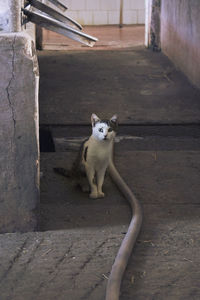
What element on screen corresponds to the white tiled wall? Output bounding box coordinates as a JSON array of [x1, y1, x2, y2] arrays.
[[123, 0, 145, 24], [62, 0, 145, 25]]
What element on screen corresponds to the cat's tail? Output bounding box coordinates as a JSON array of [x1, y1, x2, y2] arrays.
[[106, 160, 143, 300], [53, 167, 71, 178]]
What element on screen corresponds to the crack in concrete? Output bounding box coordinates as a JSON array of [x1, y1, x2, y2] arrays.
[[72, 239, 108, 291], [54, 242, 73, 269], [35, 241, 74, 298], [81, 276, 105, 300], [0, 237, 29, 284], [6, 35, 17, 152], [79, 240, 107, 272], [0, 237, 45, 298], [25, 237, 45, 266]]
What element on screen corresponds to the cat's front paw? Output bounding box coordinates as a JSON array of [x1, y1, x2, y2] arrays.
[[98, 192, 105, 198], [89, 192, 98, 199]]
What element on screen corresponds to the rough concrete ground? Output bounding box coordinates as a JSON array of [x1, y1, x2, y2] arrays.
[[1, 146, 200, 299], [1, 26, 200, 300], [38, 47, 200, 125]]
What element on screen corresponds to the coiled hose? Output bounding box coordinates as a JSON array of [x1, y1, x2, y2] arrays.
[[106, 159, 143, 300]]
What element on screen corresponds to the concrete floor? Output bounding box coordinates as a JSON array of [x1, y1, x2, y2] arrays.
[[1, 26, 200, 300], [39, 48, 200, 125]]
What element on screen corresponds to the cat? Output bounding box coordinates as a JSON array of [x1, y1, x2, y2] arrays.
[[54, 113, 118, 199], [54, 113, 143, 298]]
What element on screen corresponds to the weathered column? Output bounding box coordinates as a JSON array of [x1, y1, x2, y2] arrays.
[[150, 0, 161, 51], [0, 0, 21, 32], [145, 0, 161, 51], [0, 0, 40, 233]]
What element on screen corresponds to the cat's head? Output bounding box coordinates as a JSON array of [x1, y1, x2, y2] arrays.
[[91, 113, 118, 141]]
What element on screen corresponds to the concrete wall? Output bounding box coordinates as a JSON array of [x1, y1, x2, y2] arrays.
[[0, 0, 21, 32], [0, 0, 36, 42], [161, 0, 200, 88], [0, 32, 40, 233], [61, 0, 145, 25], [23, 23, 36, 43]]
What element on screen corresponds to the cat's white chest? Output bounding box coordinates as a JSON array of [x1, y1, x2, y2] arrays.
[[90, 143, 109, 160], [84, 137, 112, 168]]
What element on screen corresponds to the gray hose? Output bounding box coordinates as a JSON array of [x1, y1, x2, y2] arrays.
[[106, 160, 143, 300]]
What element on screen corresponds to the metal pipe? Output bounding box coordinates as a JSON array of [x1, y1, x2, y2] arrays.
[[119, 0, 123, 28], [22, 7, 98, 47], [106, 158, 143, 300], [46, 0, 68, 12], [27, 0, 82, 30]]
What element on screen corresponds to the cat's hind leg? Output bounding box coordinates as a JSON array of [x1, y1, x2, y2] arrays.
[[77, 177, 90, 193]]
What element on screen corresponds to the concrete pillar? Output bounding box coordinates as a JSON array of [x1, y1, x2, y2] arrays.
[[150, 0, 161, 51], [0, 0, 21, 33], [0, 32, 40, 233], [145, 0, 161, 51]]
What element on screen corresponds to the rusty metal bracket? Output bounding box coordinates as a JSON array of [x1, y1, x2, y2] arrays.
[[25, 0, 82, 30], [22, 7, 98, 47], [45, 0, 68, 12]]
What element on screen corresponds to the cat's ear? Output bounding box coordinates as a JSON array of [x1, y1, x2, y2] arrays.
[[110, 114, 118, 124], [91, 113, 100, 127]]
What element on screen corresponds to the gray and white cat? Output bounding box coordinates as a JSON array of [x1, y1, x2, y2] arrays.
[[54, 113, 118, 199]]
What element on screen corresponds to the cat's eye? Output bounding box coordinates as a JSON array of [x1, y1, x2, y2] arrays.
[[108, 128, 113, 132], [99, 128, 103, 133]]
